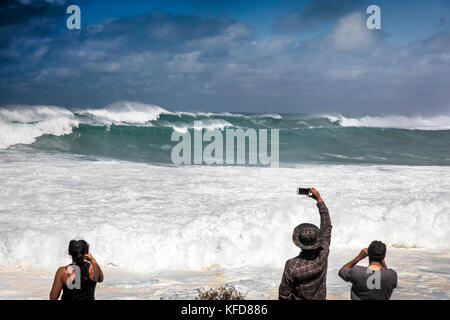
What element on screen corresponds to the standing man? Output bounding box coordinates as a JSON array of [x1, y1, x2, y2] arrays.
[[338, 241, 397, 300], [279, 188, 332, 300]]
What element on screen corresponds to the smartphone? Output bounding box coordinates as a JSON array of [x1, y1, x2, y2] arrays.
[[297, 188, 310, 195]]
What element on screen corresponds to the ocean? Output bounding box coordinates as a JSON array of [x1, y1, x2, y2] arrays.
[[0, 101, 449, 299], [1, 101, 450, 166]]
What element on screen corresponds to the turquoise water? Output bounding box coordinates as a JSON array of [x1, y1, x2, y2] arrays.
[[1, 102, 449, 166], [26, 112, 450, 166]]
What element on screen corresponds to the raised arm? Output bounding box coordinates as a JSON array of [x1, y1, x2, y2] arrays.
[[308, 188, 332, 248], [338, 248, 368, 278], [291, 188, 332, 282], [85, 252, 104, 283]]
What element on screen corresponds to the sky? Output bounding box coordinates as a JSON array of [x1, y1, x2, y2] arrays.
[[0, 0, 449, 115]]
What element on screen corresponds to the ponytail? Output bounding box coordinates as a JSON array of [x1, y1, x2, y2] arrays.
[[73, 252, 90, 282], [68, 239, 91, 282]]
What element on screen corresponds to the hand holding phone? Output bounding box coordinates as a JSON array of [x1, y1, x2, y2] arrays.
[[297, 187, 323, 202]]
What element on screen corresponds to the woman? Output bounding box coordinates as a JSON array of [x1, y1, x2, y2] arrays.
[[50, 239, 104, 300]]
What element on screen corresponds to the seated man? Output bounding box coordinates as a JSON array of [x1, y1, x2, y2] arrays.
[[338, 240, 397, 300], [279, 188, 332, 300]]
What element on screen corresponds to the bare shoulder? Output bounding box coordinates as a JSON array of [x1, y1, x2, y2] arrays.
[[54, 266, 68, 283], [56, 266, 67, 274], [57, 266, 70, 278]]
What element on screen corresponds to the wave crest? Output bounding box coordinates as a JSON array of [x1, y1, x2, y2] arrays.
[[165, 119, 234, 133], [77, 101, 170, 125], [326, 114, 450, 130], [0, 105, 78, 149]]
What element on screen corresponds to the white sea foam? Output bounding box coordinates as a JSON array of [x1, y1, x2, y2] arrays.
[[174, 111, 282, 120], [77, 101, 170, 125], [0, 105, 78, 149], [257, 113, 282, 119], [166, 119, 234, 133], [326, 114, 450, 130], [0, 153, 448, 274]]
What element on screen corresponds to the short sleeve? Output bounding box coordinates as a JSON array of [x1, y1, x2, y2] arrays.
[[390, 269, 398, 288], [339, 267, 353, 282]]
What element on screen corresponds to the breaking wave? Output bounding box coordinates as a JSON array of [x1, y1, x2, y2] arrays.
[[325, 114, 450, 130], [1, 102, 449, 166], [0, 105, 78, 149]]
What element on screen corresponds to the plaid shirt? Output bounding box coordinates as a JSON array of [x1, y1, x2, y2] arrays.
[[279, 202, 332, 300]]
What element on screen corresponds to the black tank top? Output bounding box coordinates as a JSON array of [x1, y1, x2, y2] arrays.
[[61, 263, 97, 301]]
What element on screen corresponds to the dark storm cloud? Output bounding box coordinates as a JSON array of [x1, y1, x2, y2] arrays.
[[0, 0, 72, 62], [83, 9, 248, 53], [273, 0, 367, 33], [0, 7, 253, 108], [0, 0, 67, 28], [0, 4, 449, 115]]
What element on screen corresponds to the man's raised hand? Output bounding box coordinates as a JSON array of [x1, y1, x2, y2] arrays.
[[359, 248, 368, 259], [308, 188, 323, 203]]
